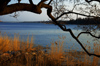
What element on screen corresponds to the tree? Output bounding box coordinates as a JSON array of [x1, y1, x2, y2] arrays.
[[0, 0, 100, 57]]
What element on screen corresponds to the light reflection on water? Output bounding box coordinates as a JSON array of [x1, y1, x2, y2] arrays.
[[0, 22, 100, 52]]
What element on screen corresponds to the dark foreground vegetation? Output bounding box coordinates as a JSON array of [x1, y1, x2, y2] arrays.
[[0, 34, 100, 66]]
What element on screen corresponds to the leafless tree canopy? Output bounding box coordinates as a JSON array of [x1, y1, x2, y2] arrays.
[[1, 0, 100, 57]]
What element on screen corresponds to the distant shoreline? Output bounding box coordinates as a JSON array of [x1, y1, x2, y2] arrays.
[[1, 21, 100, 25], [1, 17, 100, 25]]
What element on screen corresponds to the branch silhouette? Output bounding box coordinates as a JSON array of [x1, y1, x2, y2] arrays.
[[77, 32, 100, 39], [47, 5, 100, 58], [1, 0, 100, 58], [55, 11, 99, 20], [29, 0, 34, 5]]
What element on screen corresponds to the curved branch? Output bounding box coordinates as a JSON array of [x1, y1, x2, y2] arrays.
[[0, 0, 100, 58], [0, 3, 42, 15], [47, 5, 100, 57], [38, 0, 47, 7], [55, 11, 98, 20], [0, 1, 50, 15], [77, 32, 100, 38]]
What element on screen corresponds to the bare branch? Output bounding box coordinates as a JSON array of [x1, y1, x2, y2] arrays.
[[38, 0, 48, 8], [29, 0, 34, 5], [18, 0, 21, 3], [77, 32, 100, 38], [48, 0, 53, 5], [0, 3, 42, 15], [1, 0, 100, 58], [55, 11, 98, 20], [0, 0, 51, 15], [47, 5, 100, 57]]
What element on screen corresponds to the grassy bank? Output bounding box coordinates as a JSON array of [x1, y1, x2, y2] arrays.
[[0, 34, 100, 66]]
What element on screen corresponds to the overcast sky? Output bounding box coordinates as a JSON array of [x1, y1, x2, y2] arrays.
[[0, 0, 50, 22]]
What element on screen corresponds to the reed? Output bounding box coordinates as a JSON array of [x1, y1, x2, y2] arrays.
[[0, 34, 34, 52], [0, 34, 100, 66]]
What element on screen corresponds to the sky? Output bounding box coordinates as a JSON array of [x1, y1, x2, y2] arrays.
[[0, 0, 99, 22], [0, 0, 50, 22]]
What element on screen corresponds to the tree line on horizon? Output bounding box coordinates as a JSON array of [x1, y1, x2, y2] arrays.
[[46, 17, 100, 25], [62, 17, 100, 25]]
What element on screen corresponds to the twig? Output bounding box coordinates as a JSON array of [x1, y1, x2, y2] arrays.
[[77, 32, 100, 38], [29, 0, 34, 5], [47, 5, 100, 58], [55, 11, 99, 20], [48, 0, 53, 5]]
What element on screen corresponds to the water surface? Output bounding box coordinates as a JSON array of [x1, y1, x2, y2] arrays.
[[0, 22, 99, 52]]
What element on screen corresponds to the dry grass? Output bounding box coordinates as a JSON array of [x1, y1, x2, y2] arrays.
[[0, 34, 100, 66], [0, 34, 34, 52]]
